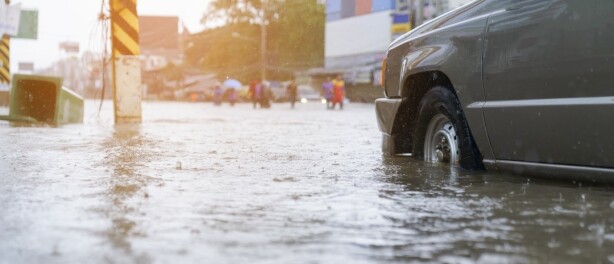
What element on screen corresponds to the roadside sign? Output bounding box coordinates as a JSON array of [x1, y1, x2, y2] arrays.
[[391, 13, 411, 34], [59, 41, 79, 53], [18, 62, 33, 72], [15, 10, 37, 40], [0, 3, 21, 36]]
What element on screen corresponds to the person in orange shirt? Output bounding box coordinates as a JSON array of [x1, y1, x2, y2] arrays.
[[331, 74, 345, 110]]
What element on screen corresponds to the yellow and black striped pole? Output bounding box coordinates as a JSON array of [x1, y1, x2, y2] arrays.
[[1, 0, 11, 85], [110, 0, 142, 123], [0, 35, 10, 85], [110, 0, 140, 57]]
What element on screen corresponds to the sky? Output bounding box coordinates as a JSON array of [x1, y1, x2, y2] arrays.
[[10, 0, 211, 71]]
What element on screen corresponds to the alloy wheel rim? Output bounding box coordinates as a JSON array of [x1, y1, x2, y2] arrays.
[[424, 114, 459, 165]]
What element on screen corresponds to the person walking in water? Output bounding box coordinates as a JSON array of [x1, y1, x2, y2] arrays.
[[322, 77, 333, 109], [259, 81, 271, 109], [332, 75, 345, 110], [227, 88, 237, 106], [213, 85, 223, 106], [249, 79, 262, 109], [286, 79, 298, 109]]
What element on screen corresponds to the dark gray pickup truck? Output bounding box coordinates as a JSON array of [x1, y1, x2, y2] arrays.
[[376, 0, 614, 181]]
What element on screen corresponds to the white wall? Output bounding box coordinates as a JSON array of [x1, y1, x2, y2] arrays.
[[448, 0, 473, 9], [325, 11, 392, 58]]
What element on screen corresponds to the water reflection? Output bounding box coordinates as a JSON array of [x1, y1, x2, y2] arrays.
[[100, 124, 158, 262], [377, 155, 614, 263], [1, 102, 613, 263]]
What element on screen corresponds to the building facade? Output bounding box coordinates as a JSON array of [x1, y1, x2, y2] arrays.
[[319, 0, 471, 101]]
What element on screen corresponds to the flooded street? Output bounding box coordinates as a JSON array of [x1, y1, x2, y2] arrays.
[[1, 101, 613, 263]]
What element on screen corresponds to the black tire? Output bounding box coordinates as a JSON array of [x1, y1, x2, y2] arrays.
[[412, 86, 484, 170]]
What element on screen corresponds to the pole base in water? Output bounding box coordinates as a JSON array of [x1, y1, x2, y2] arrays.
[[113, 56, 142, 124], [115, 116, 142, 124]]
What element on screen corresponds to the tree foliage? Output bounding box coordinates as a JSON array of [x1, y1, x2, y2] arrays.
[[185, 0, 324, 82]]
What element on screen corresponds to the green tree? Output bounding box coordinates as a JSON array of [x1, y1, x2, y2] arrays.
[[185, 0, 324, 82]]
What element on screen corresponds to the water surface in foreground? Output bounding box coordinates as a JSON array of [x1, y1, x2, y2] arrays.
[[1, 101, 613, 263]]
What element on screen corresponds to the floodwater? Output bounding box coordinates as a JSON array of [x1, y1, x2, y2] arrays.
[[1, 101, 613, 263]]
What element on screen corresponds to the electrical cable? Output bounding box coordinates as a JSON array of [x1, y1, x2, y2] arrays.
[[97, 0, 110, 114], [83, 0, 110, 119]]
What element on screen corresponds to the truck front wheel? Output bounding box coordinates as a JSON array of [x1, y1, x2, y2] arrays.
[[412, 86, 483, 170]]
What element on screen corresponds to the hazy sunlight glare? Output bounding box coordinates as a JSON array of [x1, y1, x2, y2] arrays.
[[11, 0, 211, 71]]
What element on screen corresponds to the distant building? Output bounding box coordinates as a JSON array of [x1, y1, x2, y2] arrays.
[[139, 16, 191, 99], [139, 16, 182, 71], [313, 0, 471, 101]]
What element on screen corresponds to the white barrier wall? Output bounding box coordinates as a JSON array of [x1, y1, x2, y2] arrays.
[[448, 0, 472, 9], [325, 11, 392, 58]]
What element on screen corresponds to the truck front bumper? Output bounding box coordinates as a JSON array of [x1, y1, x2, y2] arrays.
[[375, 98, 403, 155]]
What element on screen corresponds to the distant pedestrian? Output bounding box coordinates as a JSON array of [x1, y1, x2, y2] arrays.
[[332, 75, 345, 110], [227, 88, 237, 106], [250, 79, 262, 109], [189, 93, 199, 102], [213, 85, 223, 106], [322, 77, 333, 109], [287, 79, 298, 108], [260, 82, 272, 109]]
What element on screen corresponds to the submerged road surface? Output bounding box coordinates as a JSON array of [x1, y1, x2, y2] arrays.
[[1, 101, 613, 263]]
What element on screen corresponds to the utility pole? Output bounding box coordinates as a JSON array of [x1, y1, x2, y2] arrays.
[[416, 0, 424, 27], [0, 0, 11, 86], [260, 4, 267, 82], [109, 0, 142, 124], [407, 0, 416, 30]]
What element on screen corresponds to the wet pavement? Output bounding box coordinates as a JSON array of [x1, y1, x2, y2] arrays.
[[1, 101, 613, 263]]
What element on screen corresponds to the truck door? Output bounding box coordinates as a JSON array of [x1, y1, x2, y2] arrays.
[[482, 0, 614, 168]]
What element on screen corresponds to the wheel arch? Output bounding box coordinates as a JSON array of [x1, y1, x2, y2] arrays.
[[390, 70, 459, 154]]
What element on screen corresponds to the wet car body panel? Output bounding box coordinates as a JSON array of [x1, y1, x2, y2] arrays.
[[482, 0, 614, 168], [401, 15, 493, 160], [377, 0, 614, 179], [381, 0, 507, 159]]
